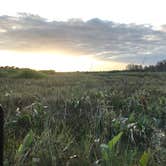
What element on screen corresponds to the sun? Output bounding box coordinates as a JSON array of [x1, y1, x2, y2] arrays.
[[0, 50, 126, 71], [51, 55, 95, 72], [0, 51, 94, 71]]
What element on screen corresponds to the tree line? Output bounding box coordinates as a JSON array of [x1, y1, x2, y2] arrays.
[[126, 59, 166, 72]]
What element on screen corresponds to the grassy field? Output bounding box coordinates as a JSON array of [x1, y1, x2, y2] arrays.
[[1, 71, 166, 165]]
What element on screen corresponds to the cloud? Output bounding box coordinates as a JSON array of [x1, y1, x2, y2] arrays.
[[0, 13, 166, 64], [161, 25, 166, 32]]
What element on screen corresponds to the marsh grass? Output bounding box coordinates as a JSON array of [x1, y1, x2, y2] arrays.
[[2, 71, 166, 165]]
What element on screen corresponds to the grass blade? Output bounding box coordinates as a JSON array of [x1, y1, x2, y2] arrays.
[[108, 132, 123, 150], [139, 150, 151, 166]]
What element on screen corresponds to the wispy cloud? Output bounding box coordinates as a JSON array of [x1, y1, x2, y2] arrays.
[[0, 13, 166, 64]]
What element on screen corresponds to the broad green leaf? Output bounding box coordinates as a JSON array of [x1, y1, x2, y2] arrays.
[[17, 130, 34, 156], [18, 144, 23, 153], [139, 150, 151, 166], [108, 132, 123, 150]]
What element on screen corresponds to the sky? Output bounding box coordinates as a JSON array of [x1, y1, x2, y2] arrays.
[[0, 0, 166, 71]]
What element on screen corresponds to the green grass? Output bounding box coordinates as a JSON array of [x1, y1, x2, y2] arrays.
[[13, 69, 47, 79], [1, 71, 166, 165], [0, 67, 47, 78]]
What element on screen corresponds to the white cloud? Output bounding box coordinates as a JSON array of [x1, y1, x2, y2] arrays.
[[0, 0, 166, 26]]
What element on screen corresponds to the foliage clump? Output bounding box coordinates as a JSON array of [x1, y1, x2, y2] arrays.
[[2, 71, 166, 165]]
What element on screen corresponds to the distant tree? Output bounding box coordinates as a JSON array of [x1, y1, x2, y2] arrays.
[[127, 59, 166, 72], [126, 64, 143, 71], [156, 60, 166, 71], [144, 65, 156, 72]]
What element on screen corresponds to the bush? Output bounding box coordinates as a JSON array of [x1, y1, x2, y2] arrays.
[[13, 69, 47, 79]]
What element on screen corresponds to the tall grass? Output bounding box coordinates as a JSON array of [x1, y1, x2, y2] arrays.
[[2, 71, 166, 165]]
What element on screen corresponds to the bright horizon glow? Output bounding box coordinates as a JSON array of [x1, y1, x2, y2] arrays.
[[0, 51, 126, 71]]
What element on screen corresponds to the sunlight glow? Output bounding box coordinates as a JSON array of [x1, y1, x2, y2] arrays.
[[0, 51, 126, 71]]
